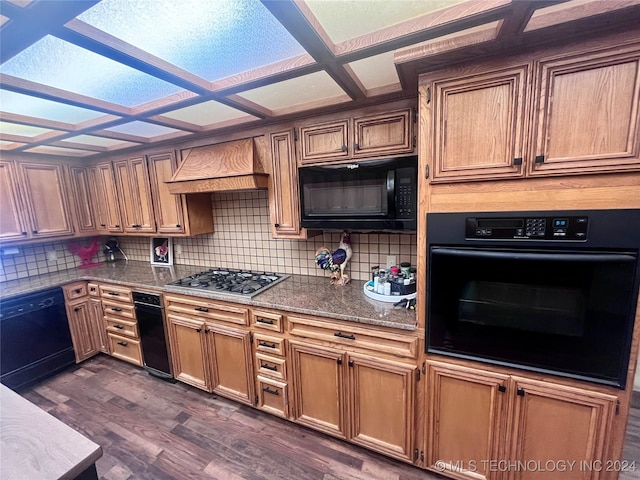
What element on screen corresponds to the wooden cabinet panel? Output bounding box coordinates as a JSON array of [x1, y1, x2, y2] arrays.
[[252, 310, 284, 333], [256, 376, 289, 418], [255, 352, 287, 381], [92, 162, 122, 233], [206, 323, 254, 405], [353, 109, 412, 158], [530, 49, 640, 175], [290, 341, 348, 439], [108, 333, 143, 366], [269, 130, 304, 237], [349, 353, 415, 462], [167, 315, 209, 391], [114, 157, 155, 233], [17, 162, 74, 238], [99, 284, 133, 303], [506, 377, 617, 480], [0, 161, 28, 242], [89, 297, 109, 354], [299, 120, 350, 164], [68, 166, 97, 233], [165, 295, 249, 326], [147, 152, 185, 234], [430, 66, 528, 182], [66, 300, 100, 363], [426, 361, 509, 480]]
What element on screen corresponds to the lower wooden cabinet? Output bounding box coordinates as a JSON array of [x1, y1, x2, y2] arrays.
[[290, 341, 417, 461], [167, 314, 254, 405], [108, 333, 143, 366], [425, 360, 618, 480], [89, 297, 110, 354], [66, 299, 100, 363]]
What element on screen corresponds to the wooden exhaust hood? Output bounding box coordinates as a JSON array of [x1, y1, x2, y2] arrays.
[[166, 138, 269, 194]]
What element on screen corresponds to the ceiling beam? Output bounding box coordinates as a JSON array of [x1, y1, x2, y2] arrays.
[[0, 111, 76, 131], [0, 0, 99, 63], [260, 0, 366, 101]]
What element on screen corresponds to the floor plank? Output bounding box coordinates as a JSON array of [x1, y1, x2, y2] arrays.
[[16, 355, 640, 480]]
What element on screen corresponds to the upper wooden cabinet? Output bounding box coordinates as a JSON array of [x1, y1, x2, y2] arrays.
[[298, 106, 415, 165], [113, 156, 155, 233], [0, 160, 29, 242], [68, 166, 98, 234], [90, 162, 123, 233], [13, 161, 74, 239], [421, 37, 640, 183]]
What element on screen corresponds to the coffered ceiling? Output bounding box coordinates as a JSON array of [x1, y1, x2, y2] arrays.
[[0, 0, 638, 159]]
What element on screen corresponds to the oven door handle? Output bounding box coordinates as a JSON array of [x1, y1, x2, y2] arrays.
[[431, 248, 636, 263]]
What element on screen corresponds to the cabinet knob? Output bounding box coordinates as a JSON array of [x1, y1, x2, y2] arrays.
[[32, 230, 38, 234], [196, 328, 202, 333], [341, 145, 347, 152], [348, 360, 354, 367], [100, 224, 106, 227], [21, 232, 27, 236], [176, 224, 181, 228], [274, 223, 280, 228], [517, 388, 526, 396], [74, 307, 80, 312], [115, 225, 120, 228], [513, 157, 523, 166], [354, 143, 360, 150], [534, 155, 545, 164]]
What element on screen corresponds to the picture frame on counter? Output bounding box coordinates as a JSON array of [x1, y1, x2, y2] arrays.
[[150, 237, 173, 266]]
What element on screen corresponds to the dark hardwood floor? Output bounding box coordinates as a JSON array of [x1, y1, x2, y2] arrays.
[[17, 355, 640, 480]]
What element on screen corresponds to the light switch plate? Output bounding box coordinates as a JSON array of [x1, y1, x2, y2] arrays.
[[386, 255, 396, 269], [46, 250, 57, 261]]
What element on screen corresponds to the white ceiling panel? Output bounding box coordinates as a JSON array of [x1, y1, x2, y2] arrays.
[[161, 100, 258, 127]]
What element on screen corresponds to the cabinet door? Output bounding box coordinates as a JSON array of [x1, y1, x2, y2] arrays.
[[348, 353, 416, 462], [299, 120, 350, 164], [426, 361, 509, 480], [269, 129, 303, 237], [89, 297, 109, 354], [167, 315, 209, 391], [290, 341, 348, 439], [114, 157, 155, 233], [353, 109, 413, 158], [530, 48, 640, 175], [206, 323, 254, 405], [147, 152, 185, 234], [67, 300, 100, 363], [430, 65, 529, 182], [0, 161, 28, 241], [93, 162, 122, 232], [506, 377, 617, 480], [17, 162, 74, 238], [69, 166, 98, 233]]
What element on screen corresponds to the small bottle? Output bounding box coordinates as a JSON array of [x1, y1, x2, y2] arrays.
[[373, 276, 380, 292], [383, 281, 391, 296], [400, 262, 411, 277]]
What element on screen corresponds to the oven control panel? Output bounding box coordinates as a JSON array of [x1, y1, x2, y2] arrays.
[[466, 216, 589, 240]]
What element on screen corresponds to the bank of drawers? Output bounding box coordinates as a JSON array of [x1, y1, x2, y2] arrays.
[[252, 310, 289, 418], [100, 284, 142, 366]]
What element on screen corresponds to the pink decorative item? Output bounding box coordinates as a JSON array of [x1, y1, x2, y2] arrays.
[[67, 237, 103, 269]]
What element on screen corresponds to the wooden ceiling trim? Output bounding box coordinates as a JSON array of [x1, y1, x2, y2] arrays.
[[89, 130, 152, 144], [130, 91, 201, 117], [0, 112, 76, 131], [0, 133, 34, 143], [50, 140, 109, 153], [144, 116, 203, 133], [292, 0, 338, 55], [332, 0, 512, 60], [146, 130, 192, 145], [56, 19, 212, 95], [524, 0, 640, 32], [222, 95, 274, 119], [268, 93, 352, 118], [260, 0, 366, 101], [75, 114, 124, 131], [0, 74, 133, 117], [0, 0, 99, 63], [199, 116, 263, 133]]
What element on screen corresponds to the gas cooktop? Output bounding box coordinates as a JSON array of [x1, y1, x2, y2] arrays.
[[167, 269, 288, 297]]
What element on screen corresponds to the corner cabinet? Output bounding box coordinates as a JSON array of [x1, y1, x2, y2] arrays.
[[421, 36, 640, 183], [298, 105, 415, 165]]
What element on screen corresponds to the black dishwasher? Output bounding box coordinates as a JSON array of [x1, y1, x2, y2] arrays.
[[133, 291, 174, 380], [0, 288, 75, 390]]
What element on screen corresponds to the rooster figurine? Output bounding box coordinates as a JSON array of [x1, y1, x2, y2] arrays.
[[67, 237, 102, 269], [314, 232, 353, 286]]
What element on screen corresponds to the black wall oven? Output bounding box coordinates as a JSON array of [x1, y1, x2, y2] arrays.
[[426, 209, 640, 389]]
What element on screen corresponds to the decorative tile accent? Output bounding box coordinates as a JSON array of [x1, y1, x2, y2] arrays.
[[117, 191, 417, 282]]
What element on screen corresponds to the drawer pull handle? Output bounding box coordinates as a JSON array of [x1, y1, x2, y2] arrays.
[[263, 387, 279, 396], [195, 307, 209, 313], [74, 289, 82, 294], [334, 332, 355, 340], [259, 341, 276, 349], [73, 307, 80, 312], [117, 341, 128, 347], [108, 292, 120, 296], [114, 325, 124, 329], [111, 307, 123, 312], [262, 363, 278, 371], [257, 318, 275, 325]]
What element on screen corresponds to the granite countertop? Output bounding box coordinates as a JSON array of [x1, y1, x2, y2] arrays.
[[0, 261, 417, 331]]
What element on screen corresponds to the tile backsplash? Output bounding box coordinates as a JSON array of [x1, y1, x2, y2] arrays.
[[118, 191, 417, 282]]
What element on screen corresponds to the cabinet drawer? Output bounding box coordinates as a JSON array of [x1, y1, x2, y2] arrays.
[[253, 333, 285, 356], [63, 282, 87, 301], [256, 376, 288, 418], [251, 310, 283, 333], [165, 295, 248, 326], [108, 333, 142, 366], [105, 318, 139, 338], [255, 352, 286, 381], [99, 284, 133, 303], [102, 299, 135, 320], [288, 315, 418, 359], [88, 283, 100, 297]]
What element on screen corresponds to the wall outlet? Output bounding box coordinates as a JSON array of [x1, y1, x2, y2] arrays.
[[46, 250, 58, 262], [386, 255, 396, 269], [175, 244, 183, 255]]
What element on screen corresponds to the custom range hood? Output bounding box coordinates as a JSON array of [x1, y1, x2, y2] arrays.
[[166, 138, 269, 194]]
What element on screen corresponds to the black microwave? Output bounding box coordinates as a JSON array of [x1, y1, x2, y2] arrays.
[[299, 156, 417, 231]]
